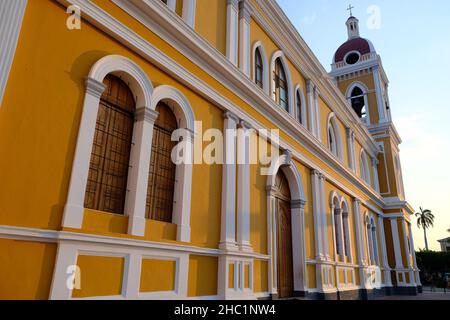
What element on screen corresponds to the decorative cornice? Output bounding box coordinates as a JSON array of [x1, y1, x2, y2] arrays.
[[135, 107, 159, 123], [85, 77, 106, 98]]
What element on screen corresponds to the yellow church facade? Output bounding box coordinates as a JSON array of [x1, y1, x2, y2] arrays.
[[0, 0, 420, 300]]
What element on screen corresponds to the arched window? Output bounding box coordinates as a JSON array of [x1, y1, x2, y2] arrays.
[[328, 124, 337, 156], [369, 218, 379, 265], [255, 47, 264, 89], [350, 86, 368, 122], [296, 89, 303, 125], [341, 202, 351, 260], [332, 196, 344, 257], [273, 58, 289, 112], [360, 150, 371, 185], [146, 102, 178, 223], [84, 74, 136, 215]]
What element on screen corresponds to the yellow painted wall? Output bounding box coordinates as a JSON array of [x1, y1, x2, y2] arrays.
[[253, 260, 268, 293], [72, 256, 124, 298], [195, 0, 227, 55], [307, 264, 316, 289], [188, 255, 218, 297], [140, 259, 176, 292], [0, 239, 56, 300]]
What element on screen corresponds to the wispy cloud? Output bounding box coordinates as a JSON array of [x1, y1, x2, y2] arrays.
[[301, 13, 317, 25]]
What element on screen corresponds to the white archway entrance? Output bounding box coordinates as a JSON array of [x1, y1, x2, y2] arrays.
[[266, 151, 307, 297]]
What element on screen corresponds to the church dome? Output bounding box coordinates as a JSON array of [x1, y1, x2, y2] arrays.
[[333, 37, 375, 64]]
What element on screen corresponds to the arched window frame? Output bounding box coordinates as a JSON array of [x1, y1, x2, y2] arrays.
[[327, 113, 344, 161], [359, 149, 372, 186], [252, 41, 269, 95], [370, 217, 379, 265], [62, 55, 195, 243], [270, 51, 294, 116], [346, 82, 371, 125], [294, 85, 307, 127], [330, 192, 353, 264]]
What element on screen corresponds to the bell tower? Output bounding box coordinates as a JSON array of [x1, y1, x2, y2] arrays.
[[329, 12, 404, 201]]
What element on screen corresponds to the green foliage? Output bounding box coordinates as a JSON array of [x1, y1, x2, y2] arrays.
[[415, 207, 434, 229], [416, 251, 450, 288]]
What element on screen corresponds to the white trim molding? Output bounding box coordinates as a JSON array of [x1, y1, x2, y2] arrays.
[[0, 0, 28, 107], [251, 41, 269, 95]]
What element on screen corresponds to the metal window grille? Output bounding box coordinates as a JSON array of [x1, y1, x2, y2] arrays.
[[84, 75, 135, 215], [146, 102, 177, 223]]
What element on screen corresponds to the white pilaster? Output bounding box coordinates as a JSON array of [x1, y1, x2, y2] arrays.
[[123, 253, 142, 299], [306, 80, 316, 135], [291, 200, 308, 293], [238, 0, 251, 77], [408, 223, 421, 286], [237, 120, 252, 252], [166, 0, 177, 11], [220, 111, 239, 251], [373, 66, 387, 123], [226, 0, 239, 66], [126, 107, 159, 236], [0, 0, 28, 107], [313, 87, 322, 141], [318, 173, 329, 259], [401, 218, 415, 285], [377, 215, 392, 286], [62, 78, 106, 229], [182, 0, 197, 28], [311, 170, 324, 261], [352, 198, 366, 265]]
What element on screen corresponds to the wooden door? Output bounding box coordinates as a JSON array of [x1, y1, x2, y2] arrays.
[[275, 172, 294, 298]]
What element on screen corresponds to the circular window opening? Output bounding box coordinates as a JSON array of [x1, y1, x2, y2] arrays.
[[346, 53, 360, 65]]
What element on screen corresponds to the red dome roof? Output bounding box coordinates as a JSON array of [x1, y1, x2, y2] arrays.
[[334, 38, 372, 63]]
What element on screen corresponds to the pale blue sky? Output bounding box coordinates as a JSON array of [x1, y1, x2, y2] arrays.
[[276, 0, 450, 250]]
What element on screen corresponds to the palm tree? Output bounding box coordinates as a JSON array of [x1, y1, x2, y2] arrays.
[[415, 207, 434, 251]]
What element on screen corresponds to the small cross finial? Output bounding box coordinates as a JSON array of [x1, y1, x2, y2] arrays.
[[347, 4, 354, 17]]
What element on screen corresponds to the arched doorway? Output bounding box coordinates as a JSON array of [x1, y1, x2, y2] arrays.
[[274, 171, 294, 298]]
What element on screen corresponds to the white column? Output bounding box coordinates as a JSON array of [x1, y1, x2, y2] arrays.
[[346, 128, 356, 172], [352, 198, 366, 265], [373, 66, 387, 123], [0, 0, 28, 106], [126, 107, 159, 236], [267, 191, 277, 295], [401, 218, 415, 285], [62, 78, 106, 229], [123, 253, 142, 299], [372, 158, 380, 192], [238, 0, 251, 77], [377, 215, 392, 286], [237, 120, 252, 252], [226, 0, 239, 66], [318, 173, 329, 259], [311, 170, 324, 261], [220, 111, 239, 251], [173, 130, 194, 242], [182, 0, 197, 28], [291, 200, 307, 293], [390, 218, 404, 269], [311, 170, 325, 291], [306, 80, 316, 135], [49, 242, 78, 300]]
